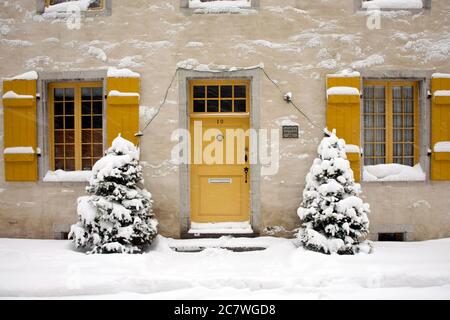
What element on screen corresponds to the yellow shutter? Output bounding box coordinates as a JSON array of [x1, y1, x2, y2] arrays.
[[2, 78, 38, 181], [326, 75, 361, 182], [431, 75, 450, 180], [106, 76, 140, 146]]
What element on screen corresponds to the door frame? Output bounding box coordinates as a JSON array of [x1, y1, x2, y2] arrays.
[[177, 68, 262, 237]]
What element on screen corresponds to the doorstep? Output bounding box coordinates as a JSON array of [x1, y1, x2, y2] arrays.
[[167, 236, 274, 253]]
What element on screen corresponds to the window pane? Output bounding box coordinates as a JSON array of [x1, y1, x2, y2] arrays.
[[93, 116, 102, 128], [82, 130, 91, 143], [65, 130, 75, 143], [375, 115, 385, 128], [65, 102, 74, 115], [375, 100, 385, 113], [363, 100, 373, 113], [65, 145, 75, 158], [207, 86, 219, 98], [54, 103, 64, 115], [375, 129, 385, 142], [55, 145, 64, 157], [64, 88, 74, 101], [54, 159, 64, 170], [82, 116, 91, 129], [82, 144, 92, 157], [375, 144, 385, 157], [393, 129, 402, 142], [405, 129, 414, 142], [54, 88, 64, 101], [65, 159, 75, 171], [393, 99, 402, 113], [405, 115, 414, 127], [364, 144, 374, 156], [365, 130, 374, 142], [374, 86, 385, 99], [364, 115, 374, 128], [193, 100, 205, 112], [404, 144, 413, 156], [193, 86, 205, 98], [93, 130, 102, 143], [403, 86, 413, 99], [392, 86, 402, 99], [65, 116, 74, 129], [54, 117, 63, 129], [404, 100, 413, 113], [82, 102, 91, 114], [55, 131, 64, 143], [93, 144, 103, 157], [393, 115, 402, 128], [234, 100, 246, 112], [93, 101, 102, 115], [234, 85, 246, 98], [393, 143, 402, 156], [207, 100, 219, 112], [92, 87, 103, 100], [405, 158, 414, 166], [82, 159, 92, 171], [221, 100, 232, 112], [221, 86, 232, 98], [364, 87, 374, 99], [81, 88, 91, 100]]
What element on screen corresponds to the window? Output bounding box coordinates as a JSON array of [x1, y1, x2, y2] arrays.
[[378, 232, 405, 241], [190, 80, 250, 113], [45, 0, 104, 10], [49, 82, 104, 171], [363, 81, 419, 166]]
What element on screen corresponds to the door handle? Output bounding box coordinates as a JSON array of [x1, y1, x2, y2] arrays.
[[244, 167, 249, 183]]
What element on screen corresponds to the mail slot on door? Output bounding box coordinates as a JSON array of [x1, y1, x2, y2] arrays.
[[208, 178, 232, 184]]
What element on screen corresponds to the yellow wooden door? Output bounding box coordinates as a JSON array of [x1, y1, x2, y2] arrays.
[[190, 116, 250, 223], [189, 80, 251, 223]]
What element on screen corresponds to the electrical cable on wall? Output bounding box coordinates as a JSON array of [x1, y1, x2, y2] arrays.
[[139, 67, 323, 135]]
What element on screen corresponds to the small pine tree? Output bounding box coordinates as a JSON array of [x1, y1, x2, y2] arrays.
[[69, 134, 158, 254], [297, 129, 370, 255]]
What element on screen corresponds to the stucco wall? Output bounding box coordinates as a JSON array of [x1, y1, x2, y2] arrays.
[[0, 0, 449, 240]]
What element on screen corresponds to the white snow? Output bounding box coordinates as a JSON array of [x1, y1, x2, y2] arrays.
[[432, 73, 450, 79], [351, 54, 385, 69], [363, 163, 426, 182], [43, 170, 92, 182], [44, 0, 95, 13], [176, 58, 263, 72], [107, 67, 140, 78], [345, 144, 360, 154], [189, 0, 251, 9], [189, 0, 253, 14], [0, 237, 450, 299], [327, 69, 361, 78], [108, 90, 140, 98], [3, 147, 34, 154], [327, 86, 360, 97], [434, 142, 450, 153], [362, 0, 423, 9], [2, 91, 34, 99], [433, 90, 450, 97], [189, 222, 253, 234]]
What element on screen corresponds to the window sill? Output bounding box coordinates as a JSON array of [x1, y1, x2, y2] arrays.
[[180, 0, 259, 14], [43, 170, 91, 183]]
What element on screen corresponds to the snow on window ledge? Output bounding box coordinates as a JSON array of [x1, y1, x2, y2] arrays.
[[327, 86, 360, 97], [434, 142, 450, 153], [363, 163, 426, 182], [433, 90, 450, 97], [358, 0, 430, 11], [37, 0, 111, 17], [2, 91, 34, 99], [345, 144, 361, 154], [43, 170, 92, 183], [181, 0, 259, 14]]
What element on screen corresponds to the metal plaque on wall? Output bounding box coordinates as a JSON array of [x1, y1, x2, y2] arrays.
[[282, 125, 299, 139]]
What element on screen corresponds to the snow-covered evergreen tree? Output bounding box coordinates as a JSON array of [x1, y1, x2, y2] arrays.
[[297, 129, 370, 255], [69, 134, 158, 254]]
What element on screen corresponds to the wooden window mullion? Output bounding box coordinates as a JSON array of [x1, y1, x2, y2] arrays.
[[74, 86, 82, 171], [386, 83, 393, 164]]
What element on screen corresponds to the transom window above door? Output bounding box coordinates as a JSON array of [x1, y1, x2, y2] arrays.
[[190, 80, 250, 113], [49, 82, 104, 172], [363, 81, 419, 167]]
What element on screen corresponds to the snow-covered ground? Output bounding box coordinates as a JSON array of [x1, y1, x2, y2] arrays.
[[0, 236, 449, 300]]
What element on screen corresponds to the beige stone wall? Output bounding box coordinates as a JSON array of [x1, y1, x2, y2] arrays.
[[0, 0, 449, 240]]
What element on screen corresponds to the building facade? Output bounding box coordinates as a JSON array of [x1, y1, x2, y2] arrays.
[[0, 0, 449, 241]]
